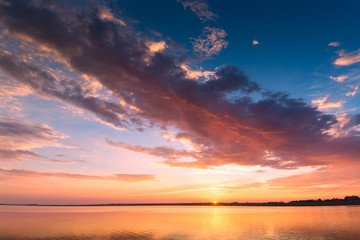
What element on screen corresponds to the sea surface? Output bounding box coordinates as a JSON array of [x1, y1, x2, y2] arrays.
[[1, 205, 360, 240]]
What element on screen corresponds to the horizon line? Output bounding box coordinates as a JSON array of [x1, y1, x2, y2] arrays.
[[1, 196, 359, 207]]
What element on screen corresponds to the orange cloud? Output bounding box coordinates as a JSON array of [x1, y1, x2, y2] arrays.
[[146, 41, 166, 53], [311, 95, 344, 109], [329, 75, 348, 82], [98, 6, 126, 26], [334, 49, 360, 66]]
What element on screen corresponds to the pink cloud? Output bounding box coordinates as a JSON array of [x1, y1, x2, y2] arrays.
[[346, 86, 358, 97], [0, 116, 66, 161], [267, 163, 360, 192], [0, 168, 156, 182], [334, 49, 360, 66], [328, 42, 341, 47], [329, 75, 348, 82], [98, 6, 126, 26]]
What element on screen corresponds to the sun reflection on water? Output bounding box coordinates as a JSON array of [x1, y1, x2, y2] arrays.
[[1, 205, 360, 240]]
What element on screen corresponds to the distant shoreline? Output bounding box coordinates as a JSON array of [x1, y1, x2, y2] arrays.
[[1, 196, 360, 207]]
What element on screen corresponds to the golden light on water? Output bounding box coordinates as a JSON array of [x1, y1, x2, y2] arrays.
[[2, 205, 360, 239]]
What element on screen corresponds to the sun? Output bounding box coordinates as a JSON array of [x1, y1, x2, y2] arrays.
[[213, 201, 217, 204]]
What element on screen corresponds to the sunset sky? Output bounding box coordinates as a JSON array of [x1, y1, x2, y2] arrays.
[[1, 0, 360, 204]]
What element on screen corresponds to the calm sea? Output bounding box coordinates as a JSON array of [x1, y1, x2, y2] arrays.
[[1, 205, 360, 240]]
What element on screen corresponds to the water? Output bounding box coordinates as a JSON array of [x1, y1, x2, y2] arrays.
[[1, 205, 360, 240]]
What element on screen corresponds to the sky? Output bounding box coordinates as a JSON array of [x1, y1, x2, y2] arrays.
[[0, 0, 360, 204]]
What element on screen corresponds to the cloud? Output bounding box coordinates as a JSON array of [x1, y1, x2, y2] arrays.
[[329, 75, 348, 82], [0, 168, 156, 182], [0, 52, 132, 130], [267, 163, 360, 192], [311, 95, 344, 109], [0, 149, 40, 161], [146, 41, 167, 53], [192, 27, 228, 56], [346, 85, 358, 97], [252, 40, 259, 45], [1, 0, 360, 170], [106, 138, 196, 160], [98, 6, 126, 26], [47, 159, 87, 164], [180, 64, 214, 81], [178, 0, 217, 22], [0, 116, 66, 161], [328, 42, 341, 47], [334, 49, 360, 66], [177, 0, 226, 56], [0, 75, 34, 113]]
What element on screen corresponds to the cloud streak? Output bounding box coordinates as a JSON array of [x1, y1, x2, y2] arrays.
[[0, 116, 66, 161], [0, 149, 40, 161], [0, 168, 156, 182]]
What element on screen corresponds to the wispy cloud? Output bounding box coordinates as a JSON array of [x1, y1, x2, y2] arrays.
[[267, 163, 360, 192], [0, 149, 40, 161], [0, 116, 66, 161], [252, 40, 259, 45], [98, 6, 126, 26], [106, 138, 196, 161], [334, 49, 360, 66], [328, 42, 341, 47], [0, 168, 156, 182], [192, 27, 228, 56], [311, 95, 344, 109], [329, 75, 348, 82], [47, 159, 87, 164], [346, 85, 358, 97], [178, 0, 217, 22], [0, 77, 33, 113]]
